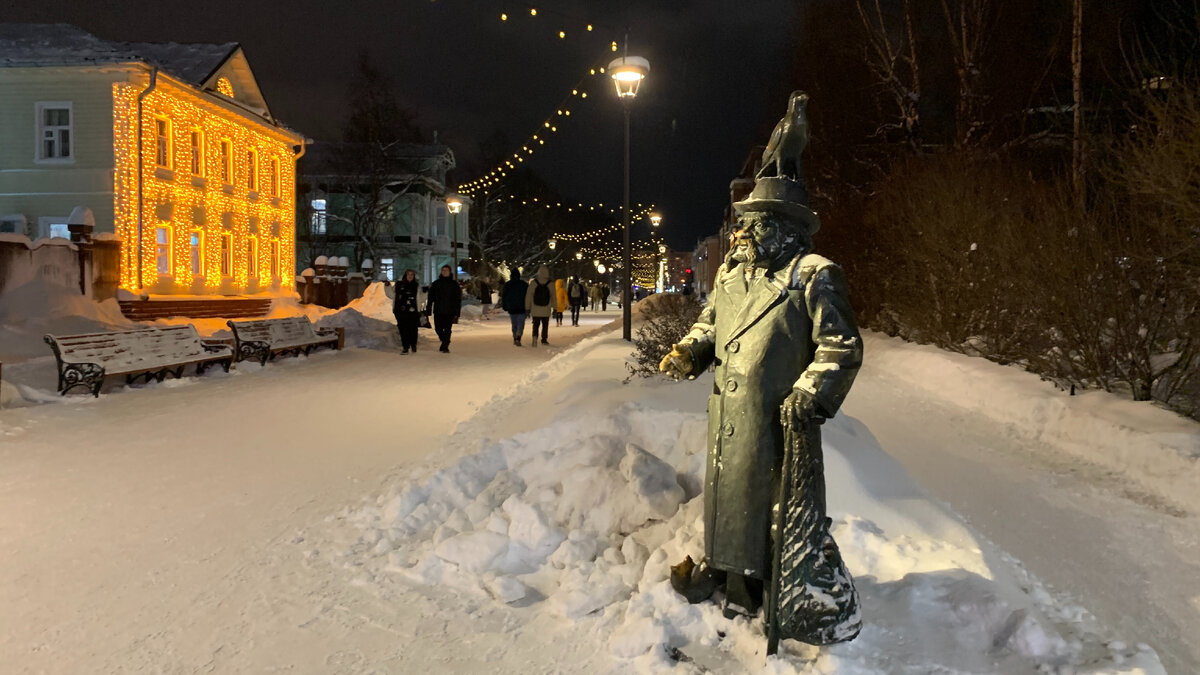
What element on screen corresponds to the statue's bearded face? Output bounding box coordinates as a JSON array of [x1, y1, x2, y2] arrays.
[[729, 212, 794, 267]]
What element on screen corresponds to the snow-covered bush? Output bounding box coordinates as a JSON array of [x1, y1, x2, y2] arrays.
[[624, 293, 702, 381]]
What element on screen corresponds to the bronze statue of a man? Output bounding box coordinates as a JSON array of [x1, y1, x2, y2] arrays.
[[660, 92, 864, 651]]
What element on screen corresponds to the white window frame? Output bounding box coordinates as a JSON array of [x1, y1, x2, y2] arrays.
[[155, 116, 172, 169], [310, 198, 327, 235], [190, 128, 205, 176], [156, 225, 173, 277], [220, 232, 232, 277], [190, 230, 204, 276], [219, 138, 233, 184], [435, 205, 447, 238], [380, 258, 394, 281], [247, 147, 258, 191], [35, 101, 73, 164]]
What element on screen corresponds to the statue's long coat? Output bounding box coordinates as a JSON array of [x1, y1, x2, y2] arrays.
[[679, 253, 862, 578]]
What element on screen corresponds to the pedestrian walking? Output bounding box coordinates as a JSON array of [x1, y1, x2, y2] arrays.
[[477, 277, 493, 320], [589, 282, 602, 312], [601, 282, 610, 311], [426, 264, 462, 353], [567, 276, 586, 326], [526, 265, 554, 346], [393, 268, 421, 354], [554, 278, 568, 326], [500, 271, 529, 346]]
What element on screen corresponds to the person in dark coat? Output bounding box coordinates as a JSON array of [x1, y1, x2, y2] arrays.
[[601, 282, 610, 311], [567, 276, 586, 326], [392, 268, 421, 354], [425, 265, 462, 353], [500, 271, 529, 346], [477, 277, 493, 320]]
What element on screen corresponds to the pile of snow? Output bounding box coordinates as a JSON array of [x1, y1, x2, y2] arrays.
[[0, 277, 131, 360], [865, 334, 1200, 516], [328, 334, 1164, 674]]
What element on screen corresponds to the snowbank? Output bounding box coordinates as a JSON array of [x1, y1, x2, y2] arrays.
[[0, 277, 132, 360], [329, 334, 1164, 674], [863, 334, 1200, 515]]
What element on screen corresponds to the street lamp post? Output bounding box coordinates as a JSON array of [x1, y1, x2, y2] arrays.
[[610, 55, 650, 341], [446, 195, 463, 279]]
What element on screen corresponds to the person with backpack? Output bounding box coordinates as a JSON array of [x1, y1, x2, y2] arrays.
[[425, 264, 462, 353], [525, 265, 554, 346], [567, 276, 586, 326], [392, 268, 421, 354], [500, 271, 529, 346]]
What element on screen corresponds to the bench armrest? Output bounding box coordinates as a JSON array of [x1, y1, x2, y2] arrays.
[[315, 326, 344, 350]]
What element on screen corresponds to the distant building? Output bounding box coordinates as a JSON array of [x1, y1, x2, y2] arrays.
[[691, 233, 722, 295], [0, 23, 306, 297], [297, 142, 468, 285]]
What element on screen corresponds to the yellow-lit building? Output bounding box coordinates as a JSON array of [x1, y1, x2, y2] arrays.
[[0, 24, 305, 297]]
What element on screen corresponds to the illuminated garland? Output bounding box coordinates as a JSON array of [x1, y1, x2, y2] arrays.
[[456, 69, 606, 196], [456, 6, 631, 196], [113, 76, 301, 292]]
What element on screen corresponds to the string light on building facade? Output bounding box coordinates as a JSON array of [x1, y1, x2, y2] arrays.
[[112, 78, 299, 293]]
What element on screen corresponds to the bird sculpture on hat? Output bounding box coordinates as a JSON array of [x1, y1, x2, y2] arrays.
[[757, 90, 810, 181]]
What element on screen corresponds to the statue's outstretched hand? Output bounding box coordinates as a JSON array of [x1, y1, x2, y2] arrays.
[[659, 343, 694, 380]]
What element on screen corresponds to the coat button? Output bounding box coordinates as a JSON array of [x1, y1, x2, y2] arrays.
[[728, 339, 740, 353], [726, 379, 738, 392], [721, 422, 735, 437]]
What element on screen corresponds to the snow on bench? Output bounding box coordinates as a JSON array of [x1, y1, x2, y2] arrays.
[[226, 316, 343, 365], [44, 325, 235, 397]]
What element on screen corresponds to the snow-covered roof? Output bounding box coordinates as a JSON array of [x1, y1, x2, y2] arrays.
[[0, 24, 235, 87]]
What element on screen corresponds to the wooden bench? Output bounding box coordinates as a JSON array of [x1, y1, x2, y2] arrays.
[[44, 325, 235, 397], [226, 316, 343, 365]]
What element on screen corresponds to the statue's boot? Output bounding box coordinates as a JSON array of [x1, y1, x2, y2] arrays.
[[670, 556, 725, 604], [722, 572, 763, 619]]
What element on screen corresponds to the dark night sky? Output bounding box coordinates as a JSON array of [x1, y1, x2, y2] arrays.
[[7, 0, 800, 249]]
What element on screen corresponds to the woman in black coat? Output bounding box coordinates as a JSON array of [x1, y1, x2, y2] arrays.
[[393, 269, 421, 354]]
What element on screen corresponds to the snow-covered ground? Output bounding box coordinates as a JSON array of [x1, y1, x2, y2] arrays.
[[0, 289, 1195, 673]]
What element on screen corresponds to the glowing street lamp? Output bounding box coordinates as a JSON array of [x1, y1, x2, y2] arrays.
[[548, 238, 557, 250], [609, 54, 651, 341], [650, 213, 662, 227], [446, 195, 463, 278]]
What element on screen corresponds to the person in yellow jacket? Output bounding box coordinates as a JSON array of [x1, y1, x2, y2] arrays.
[[553, 278, 569, 326]]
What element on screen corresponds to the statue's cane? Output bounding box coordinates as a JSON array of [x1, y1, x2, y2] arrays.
[[766, 399, 800, 656]]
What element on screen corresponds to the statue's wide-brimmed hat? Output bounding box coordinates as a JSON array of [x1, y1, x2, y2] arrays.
[[733, 176, 820, 235]]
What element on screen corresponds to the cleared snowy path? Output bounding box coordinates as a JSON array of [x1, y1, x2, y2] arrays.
[[0, 309, 617, 673], [842, 336, 1200, 673]]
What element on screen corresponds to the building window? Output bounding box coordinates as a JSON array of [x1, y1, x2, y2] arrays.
[[435, 206, 447, 238], [155, 117, 172, 168], [220, 139, 232, 184], [190, 129, 204, 175], [270, 239, 280, 278], [247, 147, 258, 191], [220, 233, 232, 277], [37, 217, 70, 239], [35, 102, 72, 161], [191, 231, 204, 276], [156, 226, 172, 276], [380, 258, 394, 281], [247, 236, 258, 278], [268, 157, 279, 197], [310, 199, 327, 235]]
